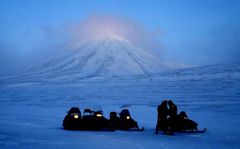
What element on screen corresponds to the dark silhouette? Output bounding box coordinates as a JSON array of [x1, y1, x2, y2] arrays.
[[62, 107, 109, 130], [167, 100, 178, 133], [168, 100, 178, 119], [155, 100, 168, 134], [62, 107, 82, 130], [176, 111, 198, 131], [108, 112, 120, 130], [156, 100, 203, 135], [108, 109, 143, 131], [119, 109, 140, 130], [63, 107, 144, 131]]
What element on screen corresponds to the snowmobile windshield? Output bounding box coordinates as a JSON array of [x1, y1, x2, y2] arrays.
[[68, 107, 81, 114], [120, 109, 130, 116], [92, 105, 103, 114], [83, 109, 92, 116]]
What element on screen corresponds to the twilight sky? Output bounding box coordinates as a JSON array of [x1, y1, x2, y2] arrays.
[[0, 0, 240, 74]]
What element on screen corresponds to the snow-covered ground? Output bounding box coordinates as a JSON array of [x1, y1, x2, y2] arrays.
[[0, 63, 240, 149]]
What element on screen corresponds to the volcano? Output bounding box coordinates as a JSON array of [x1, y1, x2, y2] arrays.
[[31, 35, 165, 77]]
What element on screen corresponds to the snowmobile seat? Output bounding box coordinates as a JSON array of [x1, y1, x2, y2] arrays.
[[107, 112, 121, 131], [178, 111, 188, 119], [176, 111, 198, 131], [110, 112, 118, 121], [182, 119, 198, 130]]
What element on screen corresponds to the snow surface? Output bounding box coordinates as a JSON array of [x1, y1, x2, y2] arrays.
[[0, 63, 240, 149]]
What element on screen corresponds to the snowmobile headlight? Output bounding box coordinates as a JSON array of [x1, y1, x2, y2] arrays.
[[96, 113, 103, 117], [74, 115, 79, 119], [126, 116, 131, 120]]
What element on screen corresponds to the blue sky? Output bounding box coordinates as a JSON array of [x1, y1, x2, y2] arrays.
[[0, 0, 240, 74]]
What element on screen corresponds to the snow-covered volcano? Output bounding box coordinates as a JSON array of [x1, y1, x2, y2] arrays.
[[32, 35, 165, 77]]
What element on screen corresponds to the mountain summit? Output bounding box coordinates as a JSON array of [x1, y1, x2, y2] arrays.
[[32, 35, 165, 76]]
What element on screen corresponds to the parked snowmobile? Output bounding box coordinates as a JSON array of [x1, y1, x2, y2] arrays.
[[82, 108, 110, 130], [108, 112, 121, 130], [156, 101, 207, 135], [174, 111, 207, 133], [63, 107, 110, 131], [62, 107, 82, 130], [109, 109, 144, 131]]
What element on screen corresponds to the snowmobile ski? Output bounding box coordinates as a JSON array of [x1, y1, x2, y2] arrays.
[[180, 128, 207, 133], [124, 126, 145, 131], [138, 127, 145, 131]]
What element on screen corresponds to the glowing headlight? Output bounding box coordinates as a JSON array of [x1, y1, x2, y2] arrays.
[[74, 115, 79, 119], [126, 116, 131, 120], [96, 114, 103, 117]]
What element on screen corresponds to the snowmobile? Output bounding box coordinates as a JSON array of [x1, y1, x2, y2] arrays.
[[174, 111, 207, 133], [62, 107, 82, 130], [109, 109, 144, 131], [63, 107, 110, 131], [155, 104, 207, 135], [82, 108, 110, 130]]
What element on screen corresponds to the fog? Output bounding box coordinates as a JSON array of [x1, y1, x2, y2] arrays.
[[1, 0, 240, 75], [0, 15, 163, 75], [68, 15, 162, 52]]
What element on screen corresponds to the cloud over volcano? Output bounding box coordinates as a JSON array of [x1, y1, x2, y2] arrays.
[[29, 15, 165, 77], [63, 15, 162, 55]]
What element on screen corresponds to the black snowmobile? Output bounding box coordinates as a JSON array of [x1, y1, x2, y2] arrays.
[[62, 107, 110, 131], [82, 108, 110, 130], [62, 107, 82, 130], [109, 109, 144, 131], [155, 102, 207, 135], [156, 112, 207, 135], [174, 111, 207, 133]]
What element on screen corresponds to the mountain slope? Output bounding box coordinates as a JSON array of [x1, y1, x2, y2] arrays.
[[31, 35, 165, 77]]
